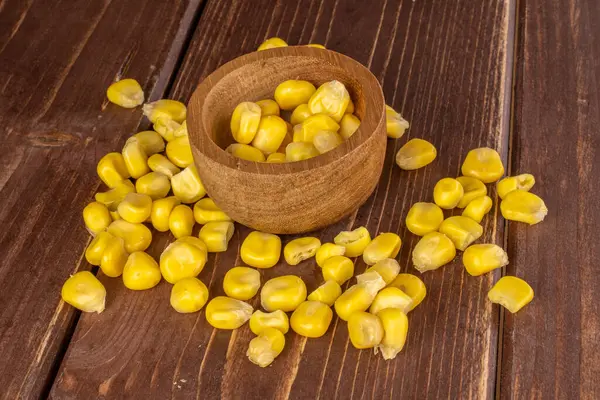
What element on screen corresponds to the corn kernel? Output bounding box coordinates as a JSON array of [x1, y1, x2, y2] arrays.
[[488, 276, 534, 313], [385, 105, 410, 139], [170, 277, 209, 313], [456, 176, 488, 208], [363, 233, 402, 265], [497, 174, 535, 199], [117, 193, 153, 224], [83, 201, 112, 234], [223, 266, 261, 301], [143, 99, 186, 124], [249, 310, 290, 335], [160, 237, 207, 284], [306, 43, 326, 49], [275, 80, 317, 111], [334, 278, 385, 321], [169, 204, 195, 239], [348, 312, 383, 349], [94, 179, 135, 211], [135, 171, 171, 200], [261, 275, 307, 312], [61, 271, 106, 313], [334, 226, 371, 257], [296, 114, 340, 143], [198, 221, 234, 252], [461, 147, 505, 183], [122, 251, 161, 290], [153, 117, 181, 142], [462, 195, 493, 223], [315, 243, 346, 267], [266, 152, 286, 163], [100, 236, 128, 277], [231, 102, 262, 144], [171, 165, 206, 203], [284, 237, 321, 265], [106, 78, 144, 108], [369, 287, 413, 314], [412, 232, 456, 272], [252, 115, 288, 154], [148, 155, 180, 179], [193, 198, 231, 224], [134, 130, 165, 155], [308, 80, 349, 122], [376, 308, 408, 360], [150, 196, 180, 232], [226, 143, 266, 162], [85, 231, 115, 266], [463, 244, 508, 276], [438, 216, 483, 251], [362, 258, 400, 285], [290, 300, 333, 338], [107, 219, 152, 253], [313, 130, 343, 154], [290, 104, 312, 125], [307, 280, 342, 306], [97, 152, 130, 188], [405, 202, 443, 236], [122, 137, 149, 179], [321, 255, 354, 285], [433, 178, 464, 209], [257, 37, 288, 51], [256, 99, 280, 116], [396, 138, 437, 170], [205, 296, 253, 329], [247, 327, 285, 368], [354, 270, 387, 290], [388, 273, 426, 311], [285, 142, 319, 162], [165, 136, 194, 168], [241, 231, 281, 268], [500, 190, 548, 225], [339, 113, 361, 140]]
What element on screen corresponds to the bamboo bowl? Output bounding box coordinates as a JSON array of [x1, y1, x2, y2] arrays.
[[187, 47, 386, 234]]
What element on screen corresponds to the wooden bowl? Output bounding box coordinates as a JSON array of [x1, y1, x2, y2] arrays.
[[187, 47, 386, 234]]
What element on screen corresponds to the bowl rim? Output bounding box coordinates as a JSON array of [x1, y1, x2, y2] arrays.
[[187, 46, 385, 175]]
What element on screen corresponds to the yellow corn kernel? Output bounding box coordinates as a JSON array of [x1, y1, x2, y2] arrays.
[[169, 204, 195, 239], [107, 219, 152, 253], [241, 231, 281, 268], [334, 226, 371, 257], [266, 152, 286, 163], [315, 243, 346, 267], [497, 174, 535, 199], [165, 136, 193, 168], [385, 105, 410, 139], [339, 113, 361, 140], [376, 308, 408, 360], [85, 231, 115, 266], [226, 143, 266, 162], [363, 233, 402, 265], [223, 266, 261, 301], [306, 43, 326, 49], [61, 271, 106, 313], [135, 172, 171, 200], [231, 102, 262, 144], [412, 232, 456, 272], [433, 178, 464, 209], [143, 99, 186, 124], [308, 80, 349, 122], [122, 137, 150, 179], [100, 235, 128, 277], [488, 276, 534, 313], [334, 278, 385, 321], [106, 78, 144, 108], [348, 311, 383, 349], [463, 243, 508, 276], [290, 103, 312, 125], [252, 115, 288, 154], [369, 287, 413, 314], [171, 165, 206, 203], [122, 251, 161, 290], [456, 176, 488, 208], [296, 114, 341, 143], [307, 280, 342, 306], [249, 310, 290, 335], [199, 221, 235, 252], [83, 201, 112, 234], [97, 152, 130, 188], [355, 270, 387, 289], [117, 193, 153, 224], [261, 275, 307, 312], [205, 296, 253, 329], [388, 273, 426, 311], [147, 154, 181, 179], [256, 99, 280, 116], [362, 258, 400, 285], [170, 277, 209, 313], [153, 117, 181, 142], [290, 300, 333, 338], [322, 255, 355, 285], [461, 147, 505, 183], [247, 327, 285, 368], [274, 80, 317, 110], [396, 138, 437, 170], [462, 195, 493, 223], [134, 130, 165, 155], [284, 237, 321, 265], [160, 237, 207, 284], [150, 196, 180, 232], [285, 142, 319, 162], [313, 130, 343, 154], [500, 190, 548, 225], [438, 216, 483, 251], [257, 37, 288, 51], [94, 179, 135, 210], [193, 198, 231, 224], [405, 202, 444, 236]]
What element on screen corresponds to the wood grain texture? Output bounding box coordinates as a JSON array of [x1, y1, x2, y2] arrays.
[[0, 0, 203, 398], [52, 0, 515, 399], [500, 0, 600, 398]]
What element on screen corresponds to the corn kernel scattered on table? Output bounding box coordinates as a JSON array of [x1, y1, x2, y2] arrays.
[[290, 300, 333, 338], [395, 138, 437, 170], [500, 190, 548, 225], [61, 271, 106, 313], [246, 327, 285, 367], [223, 266, 261, 301], [106, 78, 144, 108], [488, 276, 534, 313], [170, 277, 209, 313], [205, 296, 253, 329], [249, 310, 290, 335]]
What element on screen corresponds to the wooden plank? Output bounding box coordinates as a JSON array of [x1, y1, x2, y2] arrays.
[[52, 0, 515, 398], [0, 0, 203, 398], [499, 0, 600, 398]]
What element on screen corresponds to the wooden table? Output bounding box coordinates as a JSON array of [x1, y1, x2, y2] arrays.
[[1, 0, 598, 398]]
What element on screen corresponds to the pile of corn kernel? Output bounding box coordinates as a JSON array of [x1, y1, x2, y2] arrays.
[[61, 37, 547, 368]]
